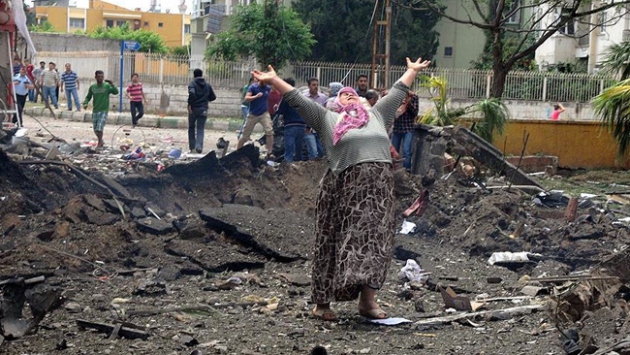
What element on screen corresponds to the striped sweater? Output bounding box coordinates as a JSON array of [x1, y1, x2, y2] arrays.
[[283, 81, 409, 175], [126, 83, 144, 102]]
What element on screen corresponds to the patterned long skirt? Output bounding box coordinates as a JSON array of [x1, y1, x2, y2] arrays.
[[311, 162, 395, 304]]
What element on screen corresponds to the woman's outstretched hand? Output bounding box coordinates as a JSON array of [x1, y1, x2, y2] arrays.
[[406, 57, 431, 72], [251, 65, 278, 83]]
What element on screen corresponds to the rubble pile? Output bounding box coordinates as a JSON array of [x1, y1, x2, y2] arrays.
[[2, 126, 630, 354]]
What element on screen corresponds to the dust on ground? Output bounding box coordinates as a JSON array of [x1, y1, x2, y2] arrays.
[[2, 118, 630, 355]]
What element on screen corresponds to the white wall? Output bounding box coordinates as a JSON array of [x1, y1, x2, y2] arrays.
[[536, 3, 630, 71]]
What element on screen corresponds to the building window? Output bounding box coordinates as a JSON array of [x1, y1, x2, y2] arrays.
[[184, 24, 191, 33], [557, 8, 575, 35], [116, 20, 127, 27], [505, 0, 521, 24], [106, 19, 114, 28], [69, 18, 84, 28], [144, 21, 149, 26], [444, 46, 453, 57], [158, 22, 164, 27], [599, 11, 607, 32]]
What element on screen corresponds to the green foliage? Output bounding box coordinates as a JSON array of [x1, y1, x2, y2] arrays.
[[170, 45, 190, 57], [89, 23, 168, 54], [29, 19, 56, 33], [205, 0, 315, 69], [420, 76, 509, 142], [292, 0, 442, 64], [601, 42, 630, 80], [593, 79, 630, 157]]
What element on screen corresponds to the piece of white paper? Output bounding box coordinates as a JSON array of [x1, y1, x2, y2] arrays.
[[399, 220, 417, 234], [369, 317, 412, 325]]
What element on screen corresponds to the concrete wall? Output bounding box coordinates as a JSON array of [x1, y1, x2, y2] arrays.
[[420, 98, 596, 121], [30, 33, 120, 53], [494, 120, 630, 169], [71, 78, 241, 117], [66, 78, 597, 121]]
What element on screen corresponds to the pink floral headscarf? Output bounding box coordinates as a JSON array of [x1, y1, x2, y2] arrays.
[[332, 87, 370, 145]]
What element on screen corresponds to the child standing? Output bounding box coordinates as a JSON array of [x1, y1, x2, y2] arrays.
[[126, 73, 148, 127]]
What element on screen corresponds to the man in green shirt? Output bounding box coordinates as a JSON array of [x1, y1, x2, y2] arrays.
[[83, 70, 119, 147]]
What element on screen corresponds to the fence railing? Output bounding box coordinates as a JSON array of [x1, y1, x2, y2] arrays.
[[290, 61, 614, 103], [35, 52, 614, 102]]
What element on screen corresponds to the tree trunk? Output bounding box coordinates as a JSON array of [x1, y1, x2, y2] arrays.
[[491, 66, 508, 99]]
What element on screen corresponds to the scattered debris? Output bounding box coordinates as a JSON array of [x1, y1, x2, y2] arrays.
[[414, 304, 547, 326], [398, 259, 430, 284], [440, 286, 484, 312], [76, 319, 149, 340]]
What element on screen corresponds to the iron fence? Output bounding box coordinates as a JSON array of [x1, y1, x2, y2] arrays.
[[34, 52, 614, 102], [291, 61, 613, 103]]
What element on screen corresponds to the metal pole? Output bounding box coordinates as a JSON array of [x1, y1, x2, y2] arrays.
[[384, 0, 392, 88], [370, 0, 380, 89], [119, 40, 124, 113]]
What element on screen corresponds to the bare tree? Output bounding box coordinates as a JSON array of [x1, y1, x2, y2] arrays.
[[394, 0, 630, 98]]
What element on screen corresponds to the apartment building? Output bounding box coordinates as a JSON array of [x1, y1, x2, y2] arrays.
[[535, 2, 630, 73], [189, 0, 292, 58], [34, 0, 191, 48]]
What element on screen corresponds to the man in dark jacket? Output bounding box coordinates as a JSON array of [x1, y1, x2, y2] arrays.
[[275, 77, 306, 163], [187, 69, 217, 153]]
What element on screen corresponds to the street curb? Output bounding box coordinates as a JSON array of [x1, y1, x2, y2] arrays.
[[23, 107, 260, 133]]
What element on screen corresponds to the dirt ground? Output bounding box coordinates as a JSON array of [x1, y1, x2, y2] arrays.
[[2, 117, 630, 355]]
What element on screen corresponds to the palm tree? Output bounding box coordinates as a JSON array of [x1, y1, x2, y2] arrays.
[[592, 79, 630, 156], [418, 76, 510, 142], [593, 42, 630, 157], [600, 42, 630, 80]]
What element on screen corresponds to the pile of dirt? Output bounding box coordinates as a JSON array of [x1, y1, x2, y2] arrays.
[[2, 145, 630, 354]]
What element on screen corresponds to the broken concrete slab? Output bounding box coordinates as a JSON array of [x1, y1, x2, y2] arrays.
[[164, 151, 224, 177], [1, 282, 65, 339], [130, 206, 147, 219], [62, 195, 122, 225], [410, 125, 451, 177], [450, 126, 543, 189], [164, 238, 265, 273], [198, 204, 312, 261], [135, 218, 174, 235], [219, 144, 260, 171]]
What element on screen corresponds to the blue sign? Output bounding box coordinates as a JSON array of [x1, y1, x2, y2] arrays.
[[123, 40, 141, 51]]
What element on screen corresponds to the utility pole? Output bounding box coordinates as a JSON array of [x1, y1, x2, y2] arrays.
[[370, 0, 391, 90]]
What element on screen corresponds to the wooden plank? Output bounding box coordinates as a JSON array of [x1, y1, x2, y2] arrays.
[[76, 319, 149, 340], [414, 304, 546, 326]]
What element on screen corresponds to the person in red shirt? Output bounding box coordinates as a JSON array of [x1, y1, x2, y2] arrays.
[[267, 85, 282, 116], [125, 73, 148, 127], [23, 59, 35, 102]]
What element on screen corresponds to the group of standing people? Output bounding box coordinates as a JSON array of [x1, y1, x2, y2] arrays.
[[11, 58, 83, 126], [236, 73, 418, 167], [205, 70, 421, 168], [11, 55, 151, 148]]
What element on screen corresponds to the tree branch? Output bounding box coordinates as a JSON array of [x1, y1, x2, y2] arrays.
[[492, 0, 507, 27], [399, 0, 494, 29], [471, 0, 489, 22]]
